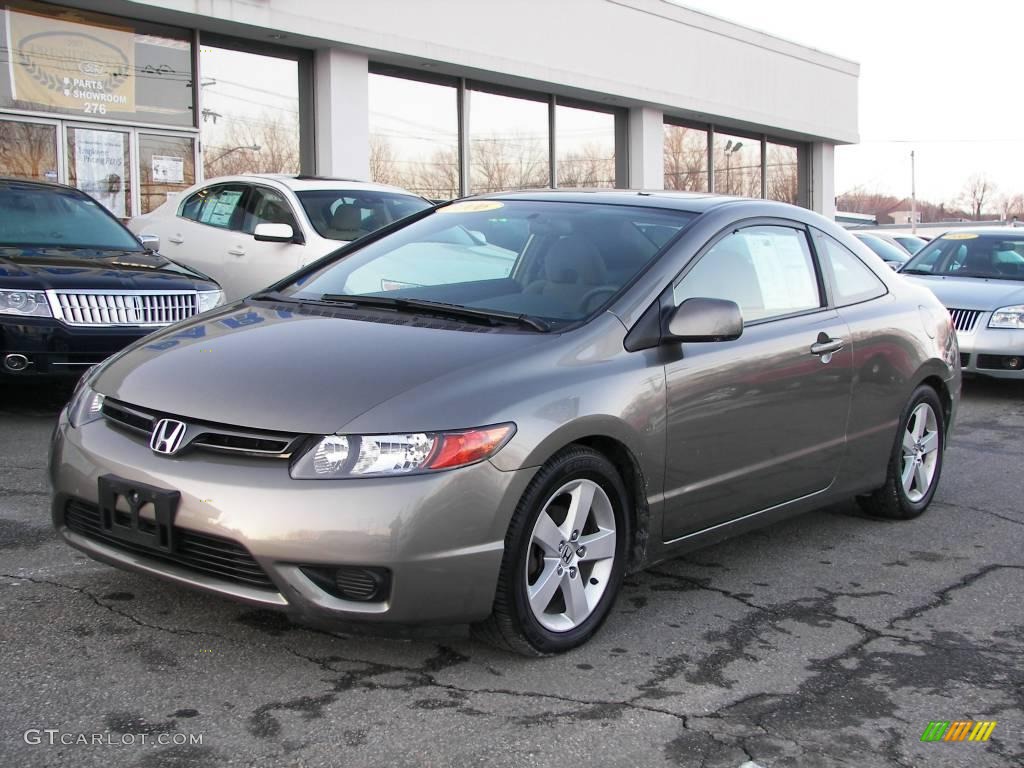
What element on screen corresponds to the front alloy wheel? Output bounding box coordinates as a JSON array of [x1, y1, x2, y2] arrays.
[[474, 445, 630, 655], [525, 478, 617, 632]]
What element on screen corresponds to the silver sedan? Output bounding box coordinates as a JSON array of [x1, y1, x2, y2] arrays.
[[50, 191, 960, 655], [901, 228, 1024, 378]]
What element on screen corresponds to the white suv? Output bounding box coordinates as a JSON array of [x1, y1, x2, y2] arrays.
[[130, 175, 431, 300]]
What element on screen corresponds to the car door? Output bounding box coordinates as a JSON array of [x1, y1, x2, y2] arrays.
[[157, 183, 249, 285], [661, 221, 853, 541], [225, 185, 307, 299]]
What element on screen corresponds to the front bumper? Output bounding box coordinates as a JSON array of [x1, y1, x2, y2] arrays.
[[49, 412, 536, 625], [957, 320, 1024, 379], [1, 315, 154, 375]]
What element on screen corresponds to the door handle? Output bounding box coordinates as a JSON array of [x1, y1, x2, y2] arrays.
[[228, 247, 245, 257], [168, 235, 184, 244], [810, 336, 845, 356]]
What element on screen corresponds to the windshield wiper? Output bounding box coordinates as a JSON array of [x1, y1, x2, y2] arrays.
[[318, 294, 550, 332], [899, 268, 933, 275]]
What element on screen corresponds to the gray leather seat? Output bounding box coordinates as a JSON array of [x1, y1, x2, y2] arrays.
[[326, 205, 363, 241], [525, 236, 609, 312]]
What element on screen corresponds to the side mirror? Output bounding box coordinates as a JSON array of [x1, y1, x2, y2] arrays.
[[254, 223, 295, 243], [664, 298, 743, 343], [138, 234, 160, 251]]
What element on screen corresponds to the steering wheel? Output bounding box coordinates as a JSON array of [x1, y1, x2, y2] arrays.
[[578, 286, 618, 315]]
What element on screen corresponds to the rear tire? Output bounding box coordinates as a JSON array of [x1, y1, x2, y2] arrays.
[[858, 385, 945, 520], [472, 445, 630, 655]]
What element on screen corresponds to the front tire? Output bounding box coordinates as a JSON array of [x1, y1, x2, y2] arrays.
[[858, 385, 945, 520], [473, 446, 631, 655]]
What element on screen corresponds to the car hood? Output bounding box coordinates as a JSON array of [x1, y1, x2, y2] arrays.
[[901, 274, 1024, 310], [93, 301, 552, 434], [0, 246, 214, 290]]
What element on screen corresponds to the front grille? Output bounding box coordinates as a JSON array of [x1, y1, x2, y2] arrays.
[[51, 290, 198, 327], [64, 499, 275, 590], [101, 398, 301, 458], [949, 308, 983, 333]]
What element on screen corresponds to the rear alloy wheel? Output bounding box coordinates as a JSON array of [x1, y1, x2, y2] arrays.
[[859, 385, 945, 519], [473, 446, 630, 655]]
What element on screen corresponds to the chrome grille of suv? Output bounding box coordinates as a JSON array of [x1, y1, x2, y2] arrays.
[[101, 398, 304, 459], [50, 290, 198, 327], [948, 308, 982, 333]]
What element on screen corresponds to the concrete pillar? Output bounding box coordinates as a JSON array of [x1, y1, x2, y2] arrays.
[[810, 142, 836, 219], [628, 107, 664, 190], [313, 48, 369, 179]]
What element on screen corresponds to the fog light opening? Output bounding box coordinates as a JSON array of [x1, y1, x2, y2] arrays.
[[1005, 356, 1022, 370], [299, 565, 391, 603]]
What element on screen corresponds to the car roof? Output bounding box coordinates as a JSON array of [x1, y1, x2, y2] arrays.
[[230, 173, 424, 196], [0, 176, 83, 194], [927, 227, 1024, 237], [465, 188, 786, 215]]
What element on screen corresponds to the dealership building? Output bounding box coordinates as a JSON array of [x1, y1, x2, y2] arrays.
[[0, 0, 858, 219]]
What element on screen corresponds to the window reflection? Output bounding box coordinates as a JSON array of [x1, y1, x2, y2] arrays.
[[714, 132, 761, 197], [139, 133, 195, 214], [664, 124, 708, 191], [469, 89, 549, 193], [555, 105, 615, 188], [0, 120, 57, 182], [368, 74, 458, 200], [766, 141, 799, 204], [200, 45, 299, 178]]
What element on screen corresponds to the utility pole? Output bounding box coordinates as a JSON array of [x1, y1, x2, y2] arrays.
[[910, 150, 917, 234]]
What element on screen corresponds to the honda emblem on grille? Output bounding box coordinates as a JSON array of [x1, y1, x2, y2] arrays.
[[150, 418, 187, 455]]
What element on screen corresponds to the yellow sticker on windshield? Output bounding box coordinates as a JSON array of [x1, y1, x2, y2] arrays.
[[437, 200, 504, 214], [942, 232, 979, 240]]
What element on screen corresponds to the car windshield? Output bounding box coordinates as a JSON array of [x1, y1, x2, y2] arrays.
[[280, 200, 695, 326], [296, 189, 432, 241], [0, 182, 143, 251], [902, 233, 1024, 280], [894, 235, 927, 254], [856, 234, 909, 263]]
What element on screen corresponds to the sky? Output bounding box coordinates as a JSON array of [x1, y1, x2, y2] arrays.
[[673, 0, 1024, 206]]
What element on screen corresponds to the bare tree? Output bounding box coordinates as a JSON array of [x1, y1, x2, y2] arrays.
[[203, 112, 299, 178], [663, 126, 708, 191], [996, 192, 1024, 223], [470, 132, 548, 193], [368, 134, 398, 186], [557, 143, 615, 188], [0, 121, 56, 180], [765, 145, 799, 204], [957, 174, 996, 220], [836, 186, 900, 215]]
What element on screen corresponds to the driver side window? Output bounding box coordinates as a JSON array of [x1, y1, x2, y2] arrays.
[[673, 225, 821, 323]]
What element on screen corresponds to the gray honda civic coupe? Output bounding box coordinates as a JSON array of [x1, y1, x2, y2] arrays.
[[49, 191, 960, 655]]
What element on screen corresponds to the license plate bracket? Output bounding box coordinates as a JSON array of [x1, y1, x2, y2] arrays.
[[97, 474, 180, 553]]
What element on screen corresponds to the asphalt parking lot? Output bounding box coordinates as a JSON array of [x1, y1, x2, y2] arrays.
[[1, 377, 1021, 768]]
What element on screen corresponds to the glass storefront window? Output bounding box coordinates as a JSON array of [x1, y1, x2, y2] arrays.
[[555, 104, 615, 188], [0, 1, 194, 127], [368, 73, 458, 200], [714, 131, 762, 198], [767, 141, 799, 204], [199, 45, 299, 178], [66, 126, 132, 218], [0, 119, 57, 181], [139, 133, 195, 214], [468, 88, 549, 194], [664, 123, 708, 192]]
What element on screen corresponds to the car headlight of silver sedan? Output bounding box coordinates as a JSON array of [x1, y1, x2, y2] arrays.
[[988, 304, 1024, 329], [67, 384, 105, 428], [0, 289, 52, 317], [291, 424, 515, 479]]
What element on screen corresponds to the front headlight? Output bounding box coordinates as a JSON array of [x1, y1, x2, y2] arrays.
[[989, 305, 1024, 329], [67, 384, 105, 428], [0, 289, 51, 317], [290, 424, 515, 479], [197, 290, 225, 313]]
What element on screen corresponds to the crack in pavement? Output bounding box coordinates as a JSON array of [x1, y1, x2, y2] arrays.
[[887, 563, 1024, 628], [933, 499, 1024, 528]]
